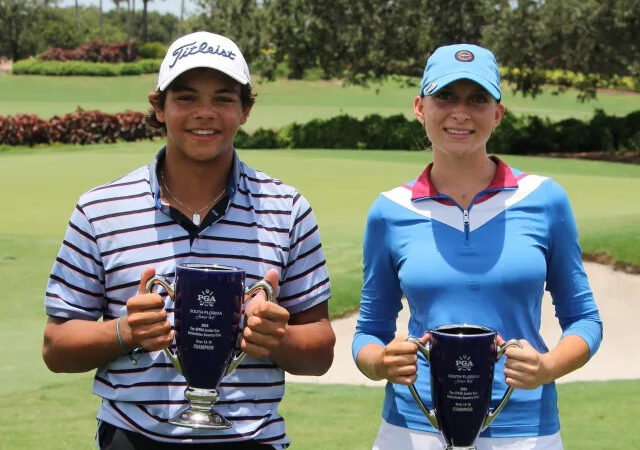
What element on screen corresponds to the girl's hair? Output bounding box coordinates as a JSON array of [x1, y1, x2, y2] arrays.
[[144, 83, 256, 131]]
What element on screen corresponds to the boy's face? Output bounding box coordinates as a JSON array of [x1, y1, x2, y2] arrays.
[[153, 68, 251, 164]]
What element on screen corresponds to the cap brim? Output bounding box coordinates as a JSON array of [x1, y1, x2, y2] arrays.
[[157, 59, 250, 92], [423, 72, 501, 101]]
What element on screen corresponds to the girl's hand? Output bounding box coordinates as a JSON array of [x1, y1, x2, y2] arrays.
[[502, 339, 553, 389], [378, 332, 429, 385]]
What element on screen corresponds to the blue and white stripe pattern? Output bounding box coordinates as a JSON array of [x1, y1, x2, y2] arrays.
[[45, 149, 330, 447]]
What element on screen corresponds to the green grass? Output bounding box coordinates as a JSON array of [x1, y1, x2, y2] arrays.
[[0, 145, 638, 448], [1, 378, 638, 449], [1, 74, 638, 130], [2, 144, 639, 322]]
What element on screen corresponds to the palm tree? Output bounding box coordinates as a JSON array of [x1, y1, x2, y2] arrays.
[[141, 0, 151, 43], [99, 0, 103, 39], [75, 0, 81, 44], [112, 0, 124, 13], [126, 0, 135, 58]]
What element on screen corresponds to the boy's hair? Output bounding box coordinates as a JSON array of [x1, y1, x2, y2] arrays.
[[144, 83, 256, 131]]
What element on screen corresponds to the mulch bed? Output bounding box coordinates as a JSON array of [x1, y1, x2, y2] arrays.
[[583, 253, 640, 275]]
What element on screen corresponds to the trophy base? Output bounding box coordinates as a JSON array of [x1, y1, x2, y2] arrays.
[[445, 446, 476, 450], [169, 406, 232, 430], [169, 388, 231, 429]]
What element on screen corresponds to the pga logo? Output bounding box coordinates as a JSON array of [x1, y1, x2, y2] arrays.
[[456, 354, 474, 372], [197, 288, 216, 307]]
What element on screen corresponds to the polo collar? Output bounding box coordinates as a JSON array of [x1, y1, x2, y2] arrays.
[[411, 156, 518, 201], [149, 146, 240, 209]]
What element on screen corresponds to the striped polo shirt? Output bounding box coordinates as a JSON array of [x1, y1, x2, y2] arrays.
[[45, 148, 331, 447]]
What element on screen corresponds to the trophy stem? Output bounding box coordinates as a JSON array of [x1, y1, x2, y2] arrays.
[[169, 387, 232, 429]]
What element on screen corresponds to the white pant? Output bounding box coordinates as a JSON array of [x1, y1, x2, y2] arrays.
[[372, 419, 563, 450]]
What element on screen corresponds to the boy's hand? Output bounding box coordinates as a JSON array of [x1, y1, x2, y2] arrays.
[[241, 269, 290, 359], [124, 267, 174, 351]]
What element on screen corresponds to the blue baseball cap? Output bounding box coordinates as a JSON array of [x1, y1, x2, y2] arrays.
[[420, 44, 501, 101]]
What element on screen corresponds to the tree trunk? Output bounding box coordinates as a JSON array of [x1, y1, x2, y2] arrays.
[[142, 0, 149, 43], [179, 0, 185, 35], [127, 0, 135, 59], [75, 0, 81, 44], [99, 0, 104, 39]]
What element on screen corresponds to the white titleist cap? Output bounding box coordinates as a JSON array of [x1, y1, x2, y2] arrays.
[[157, 31, 250, 91]]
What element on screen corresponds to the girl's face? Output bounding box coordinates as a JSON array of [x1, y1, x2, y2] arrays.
[[152, 68, 251, 164], [414, 79, 504, 158]]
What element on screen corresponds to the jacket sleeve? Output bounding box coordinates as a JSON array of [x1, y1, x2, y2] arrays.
[[352, 196, 404, 361], [545, 180, 603, 358]]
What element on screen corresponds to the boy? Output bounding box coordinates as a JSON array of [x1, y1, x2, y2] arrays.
[[43, 31, 335, 449]]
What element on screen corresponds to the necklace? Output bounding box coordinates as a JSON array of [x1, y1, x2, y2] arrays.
[[456, 175, 492, 200], [433, 160, 496, 201], [160, 169, 227, 226]]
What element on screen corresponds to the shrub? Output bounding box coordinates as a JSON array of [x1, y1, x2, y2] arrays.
[[1, 110, 637, 155], [11, 59, 160, 76], [139, 42, 168, 60], [38, 40, 139, 63], [0, 110, 160, 146], [500, 67, 640, 93]]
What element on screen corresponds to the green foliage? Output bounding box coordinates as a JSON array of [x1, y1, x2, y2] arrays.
[[138, 41, 167, 59], [237, 111, 640, 155], [2, 101, 637, 154], [0, 3, 180, 61], [234, 114, 428, 150], [190, 0, 273, 74], [0, 0, 47, 60], [501, 67, 640, 95], [483, 0, 640, 98], [262, 0, 429, 81], [1, 74, 638, 131], [2, 1, 639, 101], [11, 58, 161, 76]]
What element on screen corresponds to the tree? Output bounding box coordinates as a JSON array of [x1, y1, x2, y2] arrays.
[[483, 0, 640, 98], [262, 0, 429, 81], [99, 0, 103, 39], [126, 0, 135, 56], [0, 0, 49, 60], [481, 0, 547, 96], [193, 0, 269, 66], [75, 0, 81, 43], [141, 0, 151, 42], [422, 0, 494, 48]]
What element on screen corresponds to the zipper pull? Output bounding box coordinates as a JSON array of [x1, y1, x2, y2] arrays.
[[463, 209, 470, 241]]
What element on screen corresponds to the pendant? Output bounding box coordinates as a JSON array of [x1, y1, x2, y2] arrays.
[[192, 213, 201, 226]]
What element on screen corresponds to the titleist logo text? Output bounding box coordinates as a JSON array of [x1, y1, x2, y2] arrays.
[[169, 41, 236, 68]]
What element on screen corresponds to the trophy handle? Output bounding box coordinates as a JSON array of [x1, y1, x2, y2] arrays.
[[225, 280, 274, 376], [482, 338, 523, 430], [145, 275, 182, 374], [406, 336, 440, 431]]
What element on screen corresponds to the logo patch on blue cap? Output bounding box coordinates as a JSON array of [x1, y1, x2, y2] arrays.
[[455, 50, 474, 62], [425, 81, 438, 94]]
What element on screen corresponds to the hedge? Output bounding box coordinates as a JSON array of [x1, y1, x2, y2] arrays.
[[234, 110, 640, 154], [0, 110, 158, 146], [38, 40, 139, 63], [1, 109, 638, 154], [500, 67, 640, 93], [11, 59, 161, 76]]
